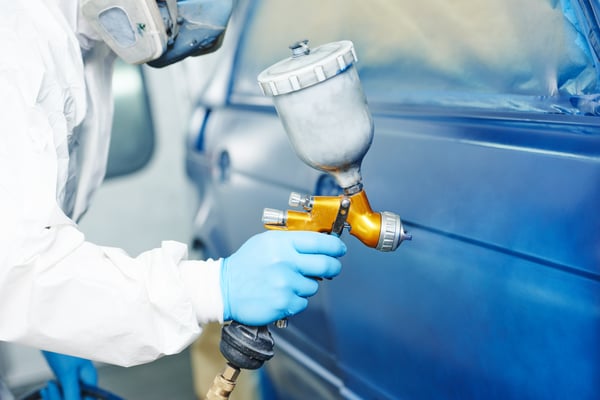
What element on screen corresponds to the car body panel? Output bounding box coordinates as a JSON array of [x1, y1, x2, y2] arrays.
[[323, 110, 600, 399]]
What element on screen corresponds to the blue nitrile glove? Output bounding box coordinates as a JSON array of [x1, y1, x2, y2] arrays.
[[40, 380, 61, 400], [221, 230, 346, 326], [41, 351, 97, 400]]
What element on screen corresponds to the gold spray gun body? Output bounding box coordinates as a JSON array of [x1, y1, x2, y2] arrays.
[[263, 188, 409, 251], [205, 39, 410, 400]]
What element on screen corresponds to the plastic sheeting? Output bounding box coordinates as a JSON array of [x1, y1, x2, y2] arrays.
[[234, 0, 600, 115]]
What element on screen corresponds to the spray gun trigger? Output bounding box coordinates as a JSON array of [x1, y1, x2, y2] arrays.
[[331, 196, 351, 236]]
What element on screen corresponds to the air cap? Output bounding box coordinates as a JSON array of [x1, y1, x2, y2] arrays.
[[257, 40, 358, 97]]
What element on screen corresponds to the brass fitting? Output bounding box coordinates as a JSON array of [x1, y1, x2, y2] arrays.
[[263, 190, 410, 251], [204, 364, 240, 400]]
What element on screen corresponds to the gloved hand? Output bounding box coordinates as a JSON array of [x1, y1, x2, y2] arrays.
[[41, 351, 97, 400], [221, 230, 346, 326]]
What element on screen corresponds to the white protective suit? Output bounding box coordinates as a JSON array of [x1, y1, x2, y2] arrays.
[[0, 0, 223, 367]]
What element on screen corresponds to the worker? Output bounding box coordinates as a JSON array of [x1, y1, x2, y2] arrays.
[[0, 0, 347, 399]]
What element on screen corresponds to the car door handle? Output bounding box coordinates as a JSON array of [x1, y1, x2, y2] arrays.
[[217, 150, 231, 182]]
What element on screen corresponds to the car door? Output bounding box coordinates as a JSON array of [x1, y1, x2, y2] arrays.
[[326, 109, 600, 399]]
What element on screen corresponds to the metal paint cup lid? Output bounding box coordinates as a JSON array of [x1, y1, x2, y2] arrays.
[[257, 40, 357, 96]]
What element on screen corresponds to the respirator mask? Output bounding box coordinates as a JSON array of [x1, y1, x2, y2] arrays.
[[81, 0, 233, 67]]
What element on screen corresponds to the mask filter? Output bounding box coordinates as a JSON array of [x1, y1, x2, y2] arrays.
[[148, 0, 233, 68], [98, 7, 136, 47], [81, 0, 167, 64]]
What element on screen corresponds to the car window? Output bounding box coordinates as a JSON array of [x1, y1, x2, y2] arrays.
[[232, 0, 599, 114], [106, 60, 155, 179]]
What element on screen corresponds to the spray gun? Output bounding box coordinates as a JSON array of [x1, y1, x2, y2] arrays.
[[259, 39, 411, 250], [205, 40, 410, 400]]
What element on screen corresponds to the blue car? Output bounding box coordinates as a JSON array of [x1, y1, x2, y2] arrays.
[[185, 1, 600, 399]]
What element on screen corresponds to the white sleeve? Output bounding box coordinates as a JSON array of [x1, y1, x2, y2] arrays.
[[0, 225, 224, 367]]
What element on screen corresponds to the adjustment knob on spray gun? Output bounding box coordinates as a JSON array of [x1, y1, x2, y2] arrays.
[[206, 39, 410, 400]]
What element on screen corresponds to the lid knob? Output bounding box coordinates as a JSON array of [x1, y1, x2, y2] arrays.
[[289, 39, 310, 57]]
